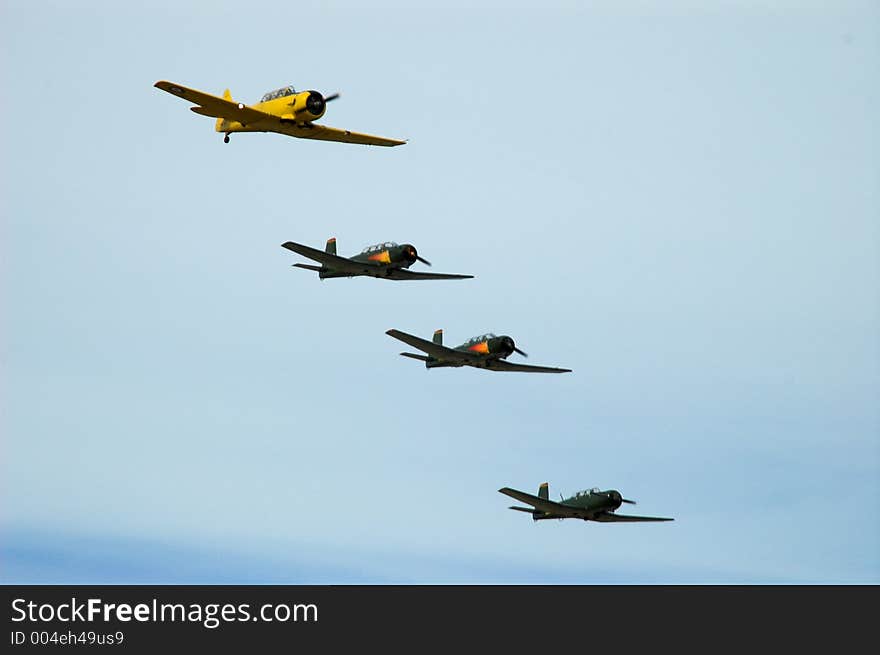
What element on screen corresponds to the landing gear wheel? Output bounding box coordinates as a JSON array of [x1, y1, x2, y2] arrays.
[[223, 135, 230, 144]]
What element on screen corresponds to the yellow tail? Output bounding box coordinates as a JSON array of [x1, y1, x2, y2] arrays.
[[215, 89, 232, 132]]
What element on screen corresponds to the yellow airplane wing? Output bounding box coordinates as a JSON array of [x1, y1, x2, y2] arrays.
[[154, 80, 269, 125], [281, 123, 407, 147]]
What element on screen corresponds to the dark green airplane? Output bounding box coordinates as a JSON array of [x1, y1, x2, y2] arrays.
[[386, 329, 572, 373], [499, 483, 674, 522], [282, 238, 473, 280]]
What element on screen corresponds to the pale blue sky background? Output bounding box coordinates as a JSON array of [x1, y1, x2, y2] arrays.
[[2, 0, 878, 583]]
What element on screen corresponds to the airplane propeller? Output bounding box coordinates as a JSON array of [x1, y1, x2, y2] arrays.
[[622, 498, 637, 505], [405, 245, 431, 267], [501, 336, 529, 358], [300, 91, 341, 116]]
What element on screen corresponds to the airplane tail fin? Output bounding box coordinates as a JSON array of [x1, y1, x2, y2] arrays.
[[433, 329, 443, 346], [325, 237, 337, 256], [215, 89, 232, 132], [538, 482, 549, 501]]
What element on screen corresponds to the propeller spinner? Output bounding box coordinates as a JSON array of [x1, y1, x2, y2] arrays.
[[609, 490, 637, 507], [500, 336, 528, 358], [404, 245, 432, 267], [300, 90, 341, 117]]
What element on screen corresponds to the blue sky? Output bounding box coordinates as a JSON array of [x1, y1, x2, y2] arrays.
[[2, 0, 878, 583]]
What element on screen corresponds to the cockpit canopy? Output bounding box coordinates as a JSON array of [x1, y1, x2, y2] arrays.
[[465, 333, 497, 344], [361, 242, 398, 254], [260, 86, 296, 103], [574, 487, 601, 498]]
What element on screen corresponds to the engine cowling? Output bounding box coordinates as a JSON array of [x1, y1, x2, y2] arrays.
[[290, 91, 327, 121]]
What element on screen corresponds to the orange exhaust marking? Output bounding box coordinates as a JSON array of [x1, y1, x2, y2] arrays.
[[468, 342, 490, 354], [368, 250, 391, 264]]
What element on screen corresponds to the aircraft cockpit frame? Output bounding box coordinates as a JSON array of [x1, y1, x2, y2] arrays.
[[465, 333, 497, 345], [260, 86, 297, 103], [361, 242, 399, 254]]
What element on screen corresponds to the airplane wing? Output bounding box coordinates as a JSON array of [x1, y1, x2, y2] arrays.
[[385, 329, 479, 363], [281, 241, 367, 274], [385, 269, 474, 281], [154, 81, 270, 125], [593, 513, 674, 523], [498, 487, 571, 515], [485, 360, 572, 374], [284, 123, 406, 147]]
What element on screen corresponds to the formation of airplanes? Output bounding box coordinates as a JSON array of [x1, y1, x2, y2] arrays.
[[154, 79, 674, 528]]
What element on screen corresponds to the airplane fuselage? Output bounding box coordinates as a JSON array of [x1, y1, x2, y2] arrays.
[[500, 484, 672, 523], [532, 490, 623, 520], [425, 335, 518, 368], [217, 90, 328, 135], [388, 329, 567, 373], [319, 244, 421, 279]]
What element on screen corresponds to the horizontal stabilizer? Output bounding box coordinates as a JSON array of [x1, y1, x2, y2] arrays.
[[292, 263, 322, 272], [400, 352, 430, 362], [190, 106, 221, 117]]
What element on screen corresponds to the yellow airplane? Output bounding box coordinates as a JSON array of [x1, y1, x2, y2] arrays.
[[154, 80, 406, 147]]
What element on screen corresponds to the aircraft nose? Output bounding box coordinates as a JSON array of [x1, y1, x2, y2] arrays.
[[306, 91, 326, 116], [406, 245, 431, 266], [609, 491, 622, 507]]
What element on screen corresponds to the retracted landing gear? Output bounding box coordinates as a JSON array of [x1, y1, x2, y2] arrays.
[[223, 134, 230, 144]]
